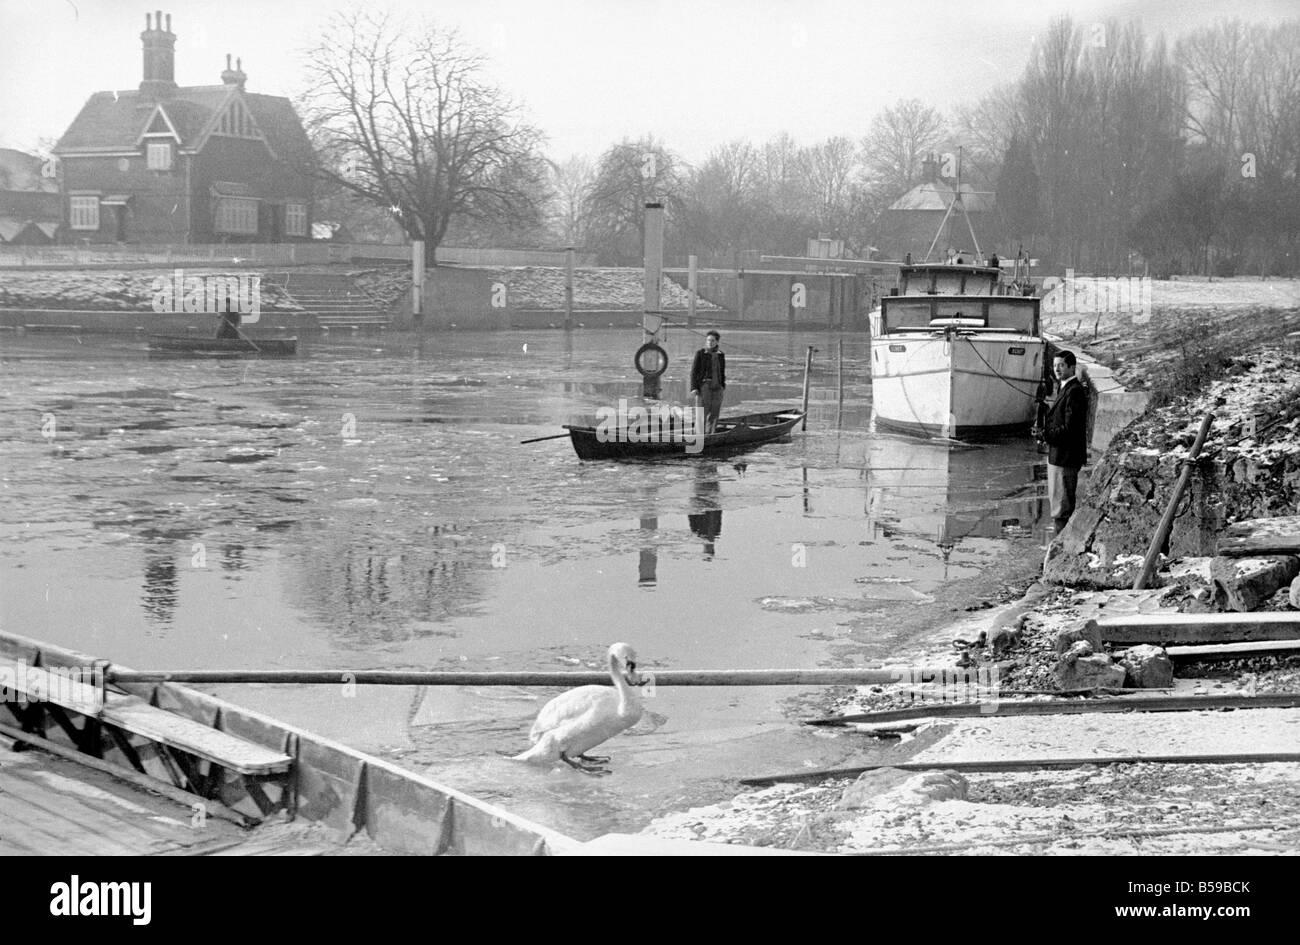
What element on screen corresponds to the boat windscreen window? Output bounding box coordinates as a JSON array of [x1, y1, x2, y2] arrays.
[[883, 300, 931, 330], [986, 301, 1036, 332], [933, 301, 985, 324]]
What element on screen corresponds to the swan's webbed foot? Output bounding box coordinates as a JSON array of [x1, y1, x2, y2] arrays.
[[561, 752, 611, 776], [577, 753, 609, 764]]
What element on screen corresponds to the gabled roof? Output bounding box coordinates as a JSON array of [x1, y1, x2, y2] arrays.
[[54, 86, 314, 168], [888, 180, 995, 214]]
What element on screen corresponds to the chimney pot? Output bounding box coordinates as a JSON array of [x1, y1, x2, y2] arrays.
[[236, 57, 241, 71], [226, 53, 232, 69], [166, 13, 171, 32], [156, 10, 162, 26], [146, 12, 152, 29]]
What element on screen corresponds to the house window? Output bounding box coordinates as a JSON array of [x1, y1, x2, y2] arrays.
[[146, 142, 173, 170], [214, 197, 259, 234], [285, 203, 307, 237], [70, 195, 100, 230]]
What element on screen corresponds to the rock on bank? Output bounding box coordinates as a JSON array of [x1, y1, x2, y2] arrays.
[[1045, 348, 1300, 588]]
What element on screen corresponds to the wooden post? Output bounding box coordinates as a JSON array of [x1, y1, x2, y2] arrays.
[[687, 254, 697, 328], [411, 240, 425, 319], [837, 339, 844, 404], [564, 246, 574, 331], [642, 203, 664, 399], [1133, 413, 1215, 590], [801, 345, 814, 430]]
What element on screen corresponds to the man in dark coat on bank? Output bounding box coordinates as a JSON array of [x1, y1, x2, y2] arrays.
[[690, 330, 726, 434], [1041, 348, 1089, 533]]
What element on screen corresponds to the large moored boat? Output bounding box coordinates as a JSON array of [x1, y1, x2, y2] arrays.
[[870, 258, 1047, 438]]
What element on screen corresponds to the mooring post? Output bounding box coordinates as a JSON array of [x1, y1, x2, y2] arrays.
[[687, 254, 698, 328], [411, 239, 425, 321], [801, 345, 814, 430], [1133, 412, 1215, 590], [564, 246, 574, 331], [642, 203, 664, 399], [837, 339, 844, 404]]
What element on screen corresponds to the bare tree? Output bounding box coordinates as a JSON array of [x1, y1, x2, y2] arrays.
[[545, 155, 595, 248], [861, 99, 947, 199], [299, 9, 548, 265], [585, 137, 687, 265]]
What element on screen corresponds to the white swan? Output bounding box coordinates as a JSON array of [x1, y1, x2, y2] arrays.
[[513, 642, 646, 775]]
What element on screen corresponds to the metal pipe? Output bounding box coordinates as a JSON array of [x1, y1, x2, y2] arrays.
[[108, 667, 965, 687]]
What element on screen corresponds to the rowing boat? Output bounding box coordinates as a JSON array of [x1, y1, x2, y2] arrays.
[[148, 335, 298, 357], [0, 630, 573, 855], [563, 409, 805, 460]]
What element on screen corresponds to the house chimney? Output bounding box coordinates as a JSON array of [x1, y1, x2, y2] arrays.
[[921, 152, 938, 183], [140, 9, 177, 98], [221, 53, 247, 90]]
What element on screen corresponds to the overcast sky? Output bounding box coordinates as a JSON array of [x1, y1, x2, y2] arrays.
[[1, 0, 1295, 163]]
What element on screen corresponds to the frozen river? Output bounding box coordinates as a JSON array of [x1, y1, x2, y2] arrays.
[[1, 328, 1049, 839]]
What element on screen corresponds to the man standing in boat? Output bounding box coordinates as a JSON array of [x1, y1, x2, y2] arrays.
[[1041, 349, 1089, 534], [690, 330, 726, 434]]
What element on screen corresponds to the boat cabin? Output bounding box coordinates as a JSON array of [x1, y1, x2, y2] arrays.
[[878, 294, 1040, 336], [896, 264, 1002, 297]]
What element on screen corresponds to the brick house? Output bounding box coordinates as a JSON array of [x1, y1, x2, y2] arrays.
[[52, 11, 314, 244], [877, 153, 996, 262]]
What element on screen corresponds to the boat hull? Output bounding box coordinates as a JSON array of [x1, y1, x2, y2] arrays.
[[148, 335, 298, 357], [564, 409, 804, 460], [871, 333, 1045, 437]]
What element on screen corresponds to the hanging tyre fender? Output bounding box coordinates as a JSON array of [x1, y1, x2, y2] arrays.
[[634, 341, 669, 379]]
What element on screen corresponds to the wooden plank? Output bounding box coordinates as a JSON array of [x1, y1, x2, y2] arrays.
[[1167, 639, 1300, 661], [743, 750, 1300, 786], [1217, 536, 1300, 557], [807, 692, 1300, 726], [1216, 516, 1300, 557], [101, 692, 292, 776], [1090, 612, 1300, 645]]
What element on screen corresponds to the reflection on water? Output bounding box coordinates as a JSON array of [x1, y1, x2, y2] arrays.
[[687, 464, 723, 559], [0, 329, 1047, 839]]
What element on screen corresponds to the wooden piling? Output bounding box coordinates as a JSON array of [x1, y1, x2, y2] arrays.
[[1133, 412, 1214, 590]]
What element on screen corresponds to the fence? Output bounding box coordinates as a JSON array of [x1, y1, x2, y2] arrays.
[[0, 242, 598, 269]]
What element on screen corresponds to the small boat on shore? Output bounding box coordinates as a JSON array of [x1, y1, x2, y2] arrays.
[[148, 335, 298, 357], [563, 408, 804, 460], [0, 629, 572, 855]]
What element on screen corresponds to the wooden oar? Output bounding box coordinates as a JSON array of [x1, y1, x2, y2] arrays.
[[520, 432, 571, 444]]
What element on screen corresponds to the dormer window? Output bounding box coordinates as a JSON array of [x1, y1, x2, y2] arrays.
[[146, 142, 173, 170]]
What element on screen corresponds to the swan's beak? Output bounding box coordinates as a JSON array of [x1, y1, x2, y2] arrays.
[[623, 661, 646, 687]]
